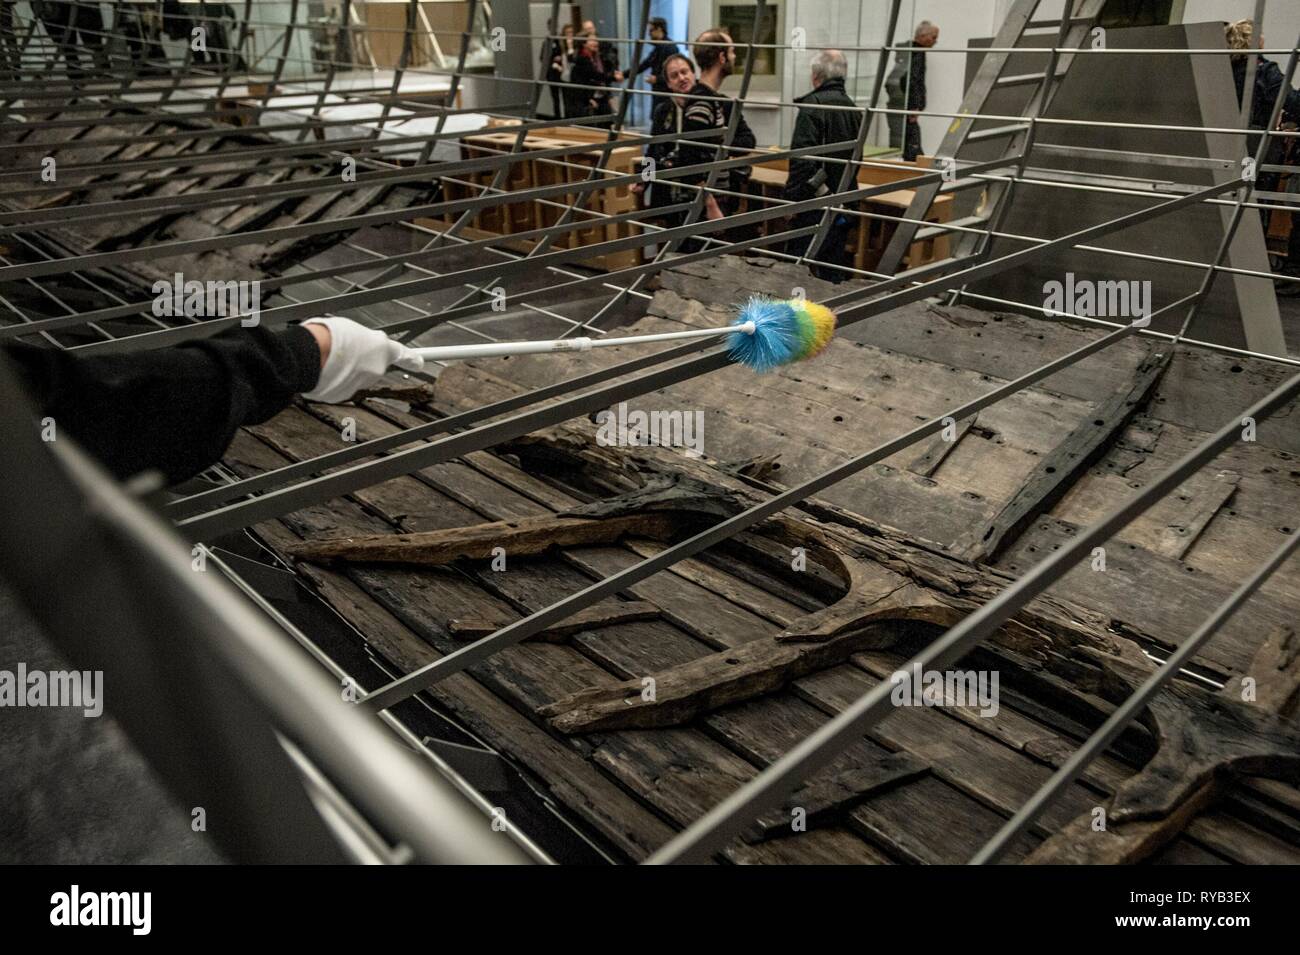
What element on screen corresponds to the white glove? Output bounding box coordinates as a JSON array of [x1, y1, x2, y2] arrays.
[[301, 316, 425, 403]]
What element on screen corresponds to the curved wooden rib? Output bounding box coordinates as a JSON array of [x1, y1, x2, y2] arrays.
[[1027, 631, 1300, 864]]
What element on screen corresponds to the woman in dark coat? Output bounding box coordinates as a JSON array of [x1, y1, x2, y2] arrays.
[[568, 35, 612, 121]]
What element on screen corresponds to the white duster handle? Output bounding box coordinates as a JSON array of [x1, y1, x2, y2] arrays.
[[408, 322, 755, 363]]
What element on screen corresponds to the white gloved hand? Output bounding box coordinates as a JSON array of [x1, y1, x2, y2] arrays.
[[301, 316, 425, 403]]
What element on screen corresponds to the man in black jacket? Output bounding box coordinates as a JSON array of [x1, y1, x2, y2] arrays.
[[634, 18, 681, 93], [783, 49, 863, 282], [678, 28, 757, 241], [885, 20, 938, 161], [3, 317, 423, 486]]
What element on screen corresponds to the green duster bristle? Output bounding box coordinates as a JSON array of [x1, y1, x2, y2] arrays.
[[727, 297, 838, 371]]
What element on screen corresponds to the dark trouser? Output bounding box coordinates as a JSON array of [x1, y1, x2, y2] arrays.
[[888, 110, 923, 161], [40, 1, 106, 76], [786, 208, 854, 283], [562, 86, 588, 120], [0, 2, 19, 74]]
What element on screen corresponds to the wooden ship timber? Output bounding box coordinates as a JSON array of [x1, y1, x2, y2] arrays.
[[225, 254, 1300, 865]]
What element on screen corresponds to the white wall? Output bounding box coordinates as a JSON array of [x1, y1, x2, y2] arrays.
[[904, 2, 1001, 158]]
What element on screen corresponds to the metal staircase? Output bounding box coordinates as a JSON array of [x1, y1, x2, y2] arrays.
[[877, 0, 1109, 276]]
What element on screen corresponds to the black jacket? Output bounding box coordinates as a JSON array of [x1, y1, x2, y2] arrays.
[[646, 94, 692, 206], [598, 39, 620, 75], [677, 81, 757, 192], [569, 51, 612, 116], [636, 41, 682, 91], [3, 325, 321, 485], [886, 43, 926, 111], [1233, 56, 1300, 161], [784, 78, 862, 202], [1233, 56, 1300, 130]]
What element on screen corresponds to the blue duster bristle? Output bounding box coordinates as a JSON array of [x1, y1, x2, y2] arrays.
[[727, 298, 802, 373]]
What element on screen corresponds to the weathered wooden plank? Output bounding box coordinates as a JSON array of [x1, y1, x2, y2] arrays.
[[224, 421, 679, 860], [448, 600, 660, 641], [725, 827, 895, 864], [794, 664, 1108, 836], [298, 561, 677, 860], [955, 345, 1169, 562], [249, 406, 483, 532], [591, 728, 757, 827], [285, 511, 684, 566], [907, 414, 978, 477], [999, 517, 1296, 677], [564, 545, 783, 650], [623, 539, 807, 627], [701, 699, 928, 843]]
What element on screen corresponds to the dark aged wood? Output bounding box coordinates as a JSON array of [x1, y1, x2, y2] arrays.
[[282, 475, 746, 566], [745, 750, 930, 842], [284, 511, 683, 565], [907, 414, 978, 478], [205, 252, 1300, 863], [955, 345, 1171, 563], [228, 395, 1299, 864], [447, 600, 661, 641], [281, 409, 1148, 737], [349, 383, 439, 408], [224, 419, 682, 860], [1026, 632, 1300, 864]]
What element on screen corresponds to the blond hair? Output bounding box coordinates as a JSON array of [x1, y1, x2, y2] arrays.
[[1226, 19, 1254, 60]]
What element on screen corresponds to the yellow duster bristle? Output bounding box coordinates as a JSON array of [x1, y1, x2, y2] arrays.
[[791, 300, 837, 359]]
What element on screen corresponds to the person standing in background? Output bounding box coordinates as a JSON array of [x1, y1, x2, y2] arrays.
[[885, 20, 938, 161], [555, 22, 582, 120], [1227, 18, 1300, 288], [631, 52, 699, 237], [680, 28, 757, 230], [783, 49, 862, 282], [583, 17, 622, 78], [542, 17, 564, 118], [571, 33, 613, 122], [635, 18, 680, 93]]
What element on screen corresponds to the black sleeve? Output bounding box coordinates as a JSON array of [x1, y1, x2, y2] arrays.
[[784, 106, 821, 202], [732, 106, 757, 152], [647, 102, 674, 166], [1263, 59, 1300, 124], [3, 324, 321, 485]]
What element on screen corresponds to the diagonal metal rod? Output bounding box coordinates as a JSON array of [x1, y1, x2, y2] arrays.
[[171, 176, 1240, 540], [647, 367, 1300, 863], [963, 25, 1300, 864], [971, 523, 1300, 864], [350, 180, 1240, 713]]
